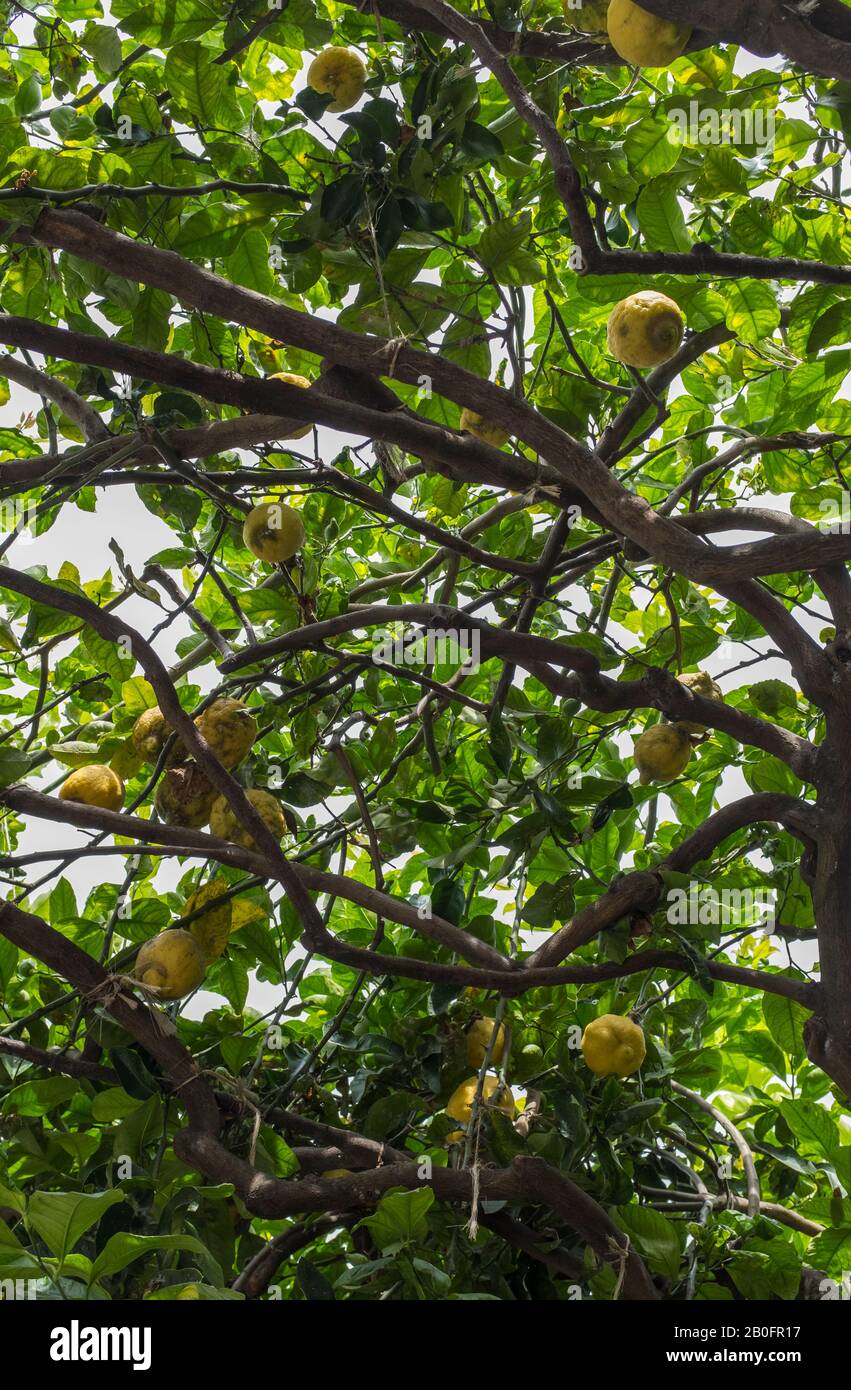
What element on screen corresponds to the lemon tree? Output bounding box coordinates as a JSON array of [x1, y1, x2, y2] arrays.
[[0, 0, 849, 1310]]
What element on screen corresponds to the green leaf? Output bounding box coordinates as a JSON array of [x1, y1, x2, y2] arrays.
[[358, 1188, 435, 1251], [778, 1098, 839, 1158], [27, 1190, 125, 1261], [725, 279, 781, 343], [614, 1204, 681, 1278], [163, 42, 242, 128]]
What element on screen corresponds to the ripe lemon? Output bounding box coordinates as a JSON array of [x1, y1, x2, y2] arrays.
[[633, 723, 691, 784], [676, 670, 724, 735], [209, 788, 286, 851], [268, 371, 313, 440], [194, 698, 257, 770], [307, 47, 367, 113], [459, 408, 509, 448], [132, 707, 172, 762], [563, 0, 610, 35], [581, 1013, 646, 1076], [58, 764, 124, 812], [242, 501, 305, 564], [135, 929, 208, 1000], [466, 1017, 506, 1069], [184, 877, 232, 960], [606, 0, 691, 66], [607, 290, 684, 369], [446, 1074, 515, 1142], [154, 763, 217, 829]]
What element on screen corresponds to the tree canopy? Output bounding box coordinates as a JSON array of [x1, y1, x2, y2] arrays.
[[1, 0, 851, 1306]]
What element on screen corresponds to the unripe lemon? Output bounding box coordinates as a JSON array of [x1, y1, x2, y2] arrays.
[[58, 764, 124, 812], [581, 1013, 645, 1076], [243, 501, 305, 564], [606, 0, 691, 67], [563, 0, 610, 35], [194, 698, 257, 770], [135, 929, 208, 1000], [633, 723, 691, 784], [607, 291, 684, 368], [209, 788, 286, 851], [184, 877, 232, 960], [268, 371, 313, 440], [459, 408, 509, 448], [446, 1074, 515, 1142], [676, 670, 724, 735], [307, 47, 367, 113], [155, 763, 217, 829], [466, 1017, 506, 1069]]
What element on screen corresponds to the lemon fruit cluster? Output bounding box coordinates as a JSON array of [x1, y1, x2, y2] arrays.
[[307, 47, 367, 113], [581, 1014, 646, 1076], [243, 501, 305, 564], [606, 0, 691, 67], [607, 290, 684, 369], [446, 1074, 515, 1143], [58, 764, 124, 812]]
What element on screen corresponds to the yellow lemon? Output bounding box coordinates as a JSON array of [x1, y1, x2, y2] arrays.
[[243, 501, 305, 564], [209, 788, 286, 851], [194, 698, 257, 770], [135, 929, 208, 1001], [607, 290, 684, 368], [607, 0, 691, 66], [154, 763, 217, 829], [307, 48, 367, 113], [581, 1013, 646, 1076], [446, 1074, 515, 1142], [58, 764, 124, 812], [563, 0, 610, 35], [268, 371, 313, 440], [184, 877, 233, 960], [676, 670, 724, 736], [459, 408, 509, 448], [132, 707, 172, 762], [633, 723, 691, 784], [465, 1017, 506, 1069]]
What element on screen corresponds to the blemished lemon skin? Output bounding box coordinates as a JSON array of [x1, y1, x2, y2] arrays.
[[676, 671, 724, 736], [307, 48, 367, 113], [607, 0, 691, 67], [581, 1014, 646, 1076], [563, 0, 610, 36], [459, 408, 510, 448], [135, 929, 208, 1001], [446, 1074, 515, 1142], [607, 290, 684, 368], [634, 723, 692, 784], [154, 763, 217, 829], [268, 371, 313, 440], [466, 1017, 506, 1069], [194, 698, 257, 770], [243, 501, 305, 564], [58, 764, 124, 812], [208, 788, 286, 851]]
